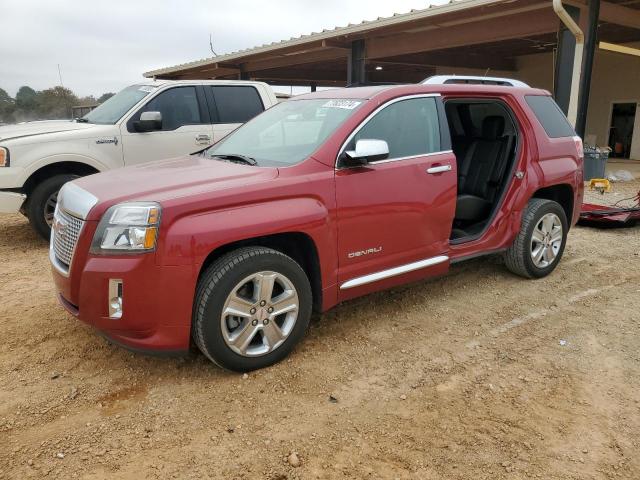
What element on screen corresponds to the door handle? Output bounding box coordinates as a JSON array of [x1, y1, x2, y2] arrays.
[[426, 164, 452, 174], [195, 134, 211, 144]]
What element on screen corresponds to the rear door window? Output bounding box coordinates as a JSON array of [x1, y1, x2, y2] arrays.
[[525, 95, 575, 138], [348, 97, 441, 160], [209, 86, 265, 124]]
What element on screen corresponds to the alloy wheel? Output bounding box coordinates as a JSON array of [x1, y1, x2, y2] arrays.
[[44, 191, 58, 227], [220, 271, 299, 357], [530, 212, 563, 268]]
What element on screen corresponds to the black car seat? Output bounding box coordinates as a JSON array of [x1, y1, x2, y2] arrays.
[[455, 116, 513, 222]]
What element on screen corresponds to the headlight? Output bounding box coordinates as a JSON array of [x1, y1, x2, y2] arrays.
[[0, 147, 9, 167], [91, 202, 161, 253]]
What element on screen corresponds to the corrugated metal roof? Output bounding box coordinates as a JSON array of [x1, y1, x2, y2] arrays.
[[144, 0, 505, 77]]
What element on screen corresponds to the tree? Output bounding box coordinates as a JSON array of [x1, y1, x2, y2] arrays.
[[78, 95, 97, 106], [0, 85, 118, 123], [98, 92, 115, 103], [16, 86, 37, 110], [0, 88, 15, 123], [35, 86, 79, 120]]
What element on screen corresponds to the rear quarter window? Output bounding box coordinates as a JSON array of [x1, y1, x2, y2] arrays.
[[525, 95, 575, 138]]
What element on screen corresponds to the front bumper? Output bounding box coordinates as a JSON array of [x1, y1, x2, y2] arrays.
[[51, 252, 196, 354], [0, 191, 26, 213]]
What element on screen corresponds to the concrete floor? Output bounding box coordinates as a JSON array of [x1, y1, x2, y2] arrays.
[[606, 158, 640, 177]]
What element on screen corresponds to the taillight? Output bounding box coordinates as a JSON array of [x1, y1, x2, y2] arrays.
[[573, 135, 584, 159]]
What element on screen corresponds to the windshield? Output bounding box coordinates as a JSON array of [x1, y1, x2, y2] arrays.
[[206, 98, 363, 167], [82, 85, 156, 124]]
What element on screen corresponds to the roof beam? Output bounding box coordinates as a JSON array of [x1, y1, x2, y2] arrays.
[[375, 52, 517, 71], [565, 0, 640, 29], [321, 39, 350, 50], [261, 78, 345, 87], [368, 68, 435, 83], [231, 39, 338, 63], [243, 47, 348, 72], [367, 7, 559, 59], [252, 68, 346, 82], [253, 67, 434, 84], [201, 64, 241, 76], [599, 1, 640, 29], [154, 63, 240, 79], [599, 40, 640, 57]]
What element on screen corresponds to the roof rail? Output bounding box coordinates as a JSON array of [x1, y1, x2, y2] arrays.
[[422, 75, 530, 88]]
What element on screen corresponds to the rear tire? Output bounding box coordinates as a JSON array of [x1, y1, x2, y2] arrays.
[[504, 198, 568, 279], [27, 174, 78, 240], [193, 247, 312, 372]]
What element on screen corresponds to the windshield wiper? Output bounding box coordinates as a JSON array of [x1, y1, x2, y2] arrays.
[[212, 154, 258, 166], [75, 117, 89, 123]]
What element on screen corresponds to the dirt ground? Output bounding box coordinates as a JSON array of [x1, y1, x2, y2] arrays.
[[1, 182, 640, 480]]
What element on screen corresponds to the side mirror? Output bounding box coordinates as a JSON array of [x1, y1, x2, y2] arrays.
[[134, 111, 162, 132], [341, 139, 389, 167]]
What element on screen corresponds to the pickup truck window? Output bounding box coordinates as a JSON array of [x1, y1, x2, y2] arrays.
[[348, 97, 441, 160], [138, 87, 203, 131], [81, 85, 152, 124], [209, 86, 264, 124], [206, 98, 361, 167]]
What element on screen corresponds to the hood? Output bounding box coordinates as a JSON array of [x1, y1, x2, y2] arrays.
[[72, 155, 279, 218], [0, 120, 95, 142]]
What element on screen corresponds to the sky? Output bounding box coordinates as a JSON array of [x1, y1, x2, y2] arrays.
[[1, 0, 448, 98]]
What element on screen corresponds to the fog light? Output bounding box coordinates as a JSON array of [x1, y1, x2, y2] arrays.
[[108, 279, 123, 319]]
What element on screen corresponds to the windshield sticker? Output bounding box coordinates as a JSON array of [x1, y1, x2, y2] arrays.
[[322, 100, 361, 110], [138, 85, 158, 93]]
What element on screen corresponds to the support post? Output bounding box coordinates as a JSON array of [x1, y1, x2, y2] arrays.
[[575, 0, 600, 139], [553, 4, 581, 116], [347, 39, 366, 86]]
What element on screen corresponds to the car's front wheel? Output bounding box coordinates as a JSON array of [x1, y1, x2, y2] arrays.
[[504, 198, 568, 278], [193, 247, 312, 371], [27, 174, 78, 240]]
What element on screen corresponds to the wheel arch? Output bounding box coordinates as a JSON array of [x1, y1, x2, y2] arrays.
[[23, 161, 100, 197], [531, 183, 574, 227], [197, 232, 323, 313]]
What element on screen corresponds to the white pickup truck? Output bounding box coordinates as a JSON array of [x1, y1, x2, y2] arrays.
[[0, 79, 278, 239]]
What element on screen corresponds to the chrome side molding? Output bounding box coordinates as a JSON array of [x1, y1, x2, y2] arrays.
[[340, 255, 449, 290]]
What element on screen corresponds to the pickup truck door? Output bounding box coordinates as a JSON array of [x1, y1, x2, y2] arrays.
[[120, 86, 214, 165], [203, 85, 266, 143], [335, 95, 457, 299]]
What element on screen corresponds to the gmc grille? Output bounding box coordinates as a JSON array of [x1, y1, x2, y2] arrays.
[[52, 208, 84, 272]]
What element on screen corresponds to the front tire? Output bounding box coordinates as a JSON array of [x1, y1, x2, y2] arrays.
[[193, 247, 312, 372], [27, 174, 78, 240], [504, 198, 568, 279]]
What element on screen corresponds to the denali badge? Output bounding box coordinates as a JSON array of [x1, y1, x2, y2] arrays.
[[348, 246, 382, 259]]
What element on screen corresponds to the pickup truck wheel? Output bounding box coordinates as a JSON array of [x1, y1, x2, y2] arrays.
[[27, 174, 78, 240], [504, 198, 568, 279], [193, 247, 312, 372]]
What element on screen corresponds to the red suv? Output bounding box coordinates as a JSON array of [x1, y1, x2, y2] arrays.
[[50, 76, 584, 371]]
